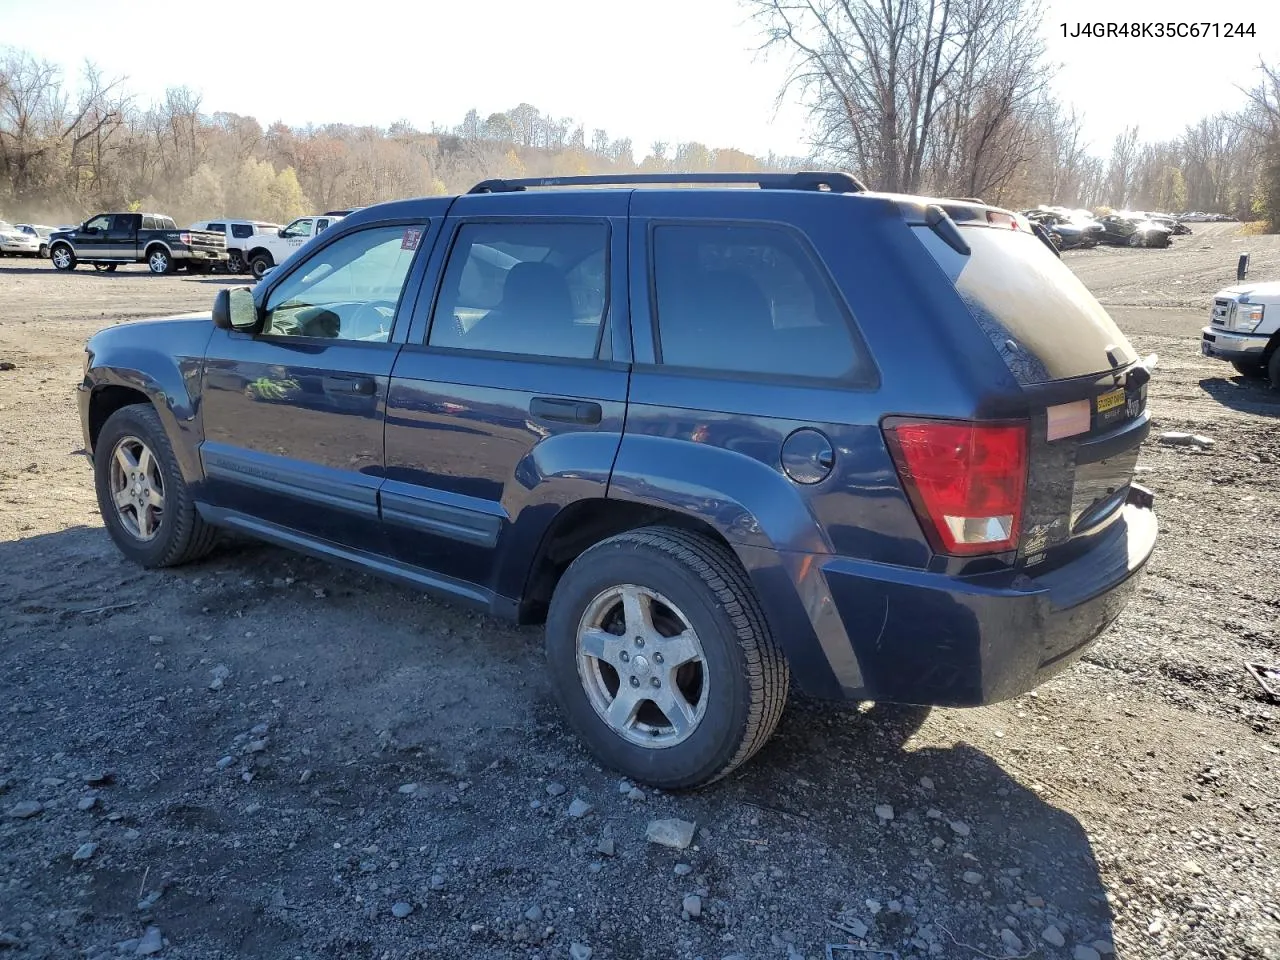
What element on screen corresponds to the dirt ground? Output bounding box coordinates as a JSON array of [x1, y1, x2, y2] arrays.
[[0, 224, 1278, 960]]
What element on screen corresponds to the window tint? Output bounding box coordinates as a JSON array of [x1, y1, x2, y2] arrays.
[[231, 223, 255, 239], [651, 224, 869, 382], [429, 221, 607, 360], [261, 225, 423, 342], [207, 222, 226, 233]]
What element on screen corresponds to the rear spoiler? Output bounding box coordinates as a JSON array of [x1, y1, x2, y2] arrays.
[[893, 197, 1038, 256]]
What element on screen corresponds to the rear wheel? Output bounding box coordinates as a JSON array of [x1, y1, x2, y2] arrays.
[[250, 252, 274, 280], [147, 247, 175, 275], [93, 404, 218, 568], [50, 244, 76, 271], [225, 250, 245, 274], [545, 526, 789, 789], [38, 243, 48, 258], [1269, 350, 1280, 392]]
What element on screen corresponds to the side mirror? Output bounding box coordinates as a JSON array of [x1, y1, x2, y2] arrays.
[[277, 228, 286, 238], [85, 226, 98, 235], [212, 287, 260, 332]]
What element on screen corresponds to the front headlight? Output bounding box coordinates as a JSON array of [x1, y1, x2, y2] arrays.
[[1233, 303, 1264, 333]]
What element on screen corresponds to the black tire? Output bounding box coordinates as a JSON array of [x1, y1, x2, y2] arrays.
[[1232, 359, 1266, 378], [93, 403, 218, 568], [146, 246, 175, 275], [38, 244, 48, 258], [50, 244, 77, 271], [250, 253, 274, 280], [225, 250, 245, 274], [93, 263, 118, 272], [1269, 350, 1280, 392], [545, 526, 789, 789]]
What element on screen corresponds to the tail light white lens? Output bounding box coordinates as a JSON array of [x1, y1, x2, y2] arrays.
[[884, 418, 1029, 556]]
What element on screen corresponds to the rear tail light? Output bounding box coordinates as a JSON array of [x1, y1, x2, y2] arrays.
[[179, 232, 191, 245], [883, 418, 1028, 556], [986, 210, 1018, 229]]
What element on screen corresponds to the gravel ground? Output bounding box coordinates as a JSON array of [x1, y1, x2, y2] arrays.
[[0, 224, 1278, 960]]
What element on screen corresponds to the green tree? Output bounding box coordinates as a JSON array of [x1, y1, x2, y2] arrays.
[[267, 166, 309, 222]]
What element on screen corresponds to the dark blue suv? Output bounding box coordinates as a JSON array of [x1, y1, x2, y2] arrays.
[[78, 172, 1157, 788]]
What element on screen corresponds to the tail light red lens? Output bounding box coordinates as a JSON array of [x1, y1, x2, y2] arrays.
[[179, 232, 191, 245], [884, 418, 1028, 556]]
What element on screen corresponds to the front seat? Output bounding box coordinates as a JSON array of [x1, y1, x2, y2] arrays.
[[471, 261, 578, 354]]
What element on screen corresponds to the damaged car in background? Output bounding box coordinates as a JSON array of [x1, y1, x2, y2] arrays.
[[1023, 207, 1106, 250], [1097, 212, 1174, 248]]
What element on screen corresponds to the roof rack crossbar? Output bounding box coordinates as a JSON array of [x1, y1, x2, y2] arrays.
[[467, 171, 867, 195]]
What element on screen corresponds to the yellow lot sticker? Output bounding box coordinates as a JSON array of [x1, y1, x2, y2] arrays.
[[1096, 388, 1125, 413]]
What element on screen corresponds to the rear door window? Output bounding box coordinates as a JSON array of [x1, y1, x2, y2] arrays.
[[428, 221, 608, 361], [231, 224, 255, 239], [207, 222, 226, 233], [650, 224, 874, 384], [916, 224, 1137, 384]]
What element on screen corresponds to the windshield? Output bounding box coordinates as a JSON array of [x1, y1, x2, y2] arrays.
[[915, 224, 1138, 384]]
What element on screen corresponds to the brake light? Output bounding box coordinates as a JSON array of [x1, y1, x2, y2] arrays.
[[986, 210, 1018, 229], [883, 419, 1028, 556], [179, 232, 191, 245]]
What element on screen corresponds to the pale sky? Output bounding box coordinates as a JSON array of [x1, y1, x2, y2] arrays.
[[1, 0, 1277, 160]]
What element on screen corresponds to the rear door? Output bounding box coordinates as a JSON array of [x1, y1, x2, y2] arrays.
[[199, 215, 441, 552], [382, 191, 630, 599], [105, 214, 139, 260]]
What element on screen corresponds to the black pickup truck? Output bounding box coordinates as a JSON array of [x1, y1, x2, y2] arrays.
[[48, 213, 228, 274]]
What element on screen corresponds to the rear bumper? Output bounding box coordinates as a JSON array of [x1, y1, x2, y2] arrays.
[[1201, 325, 1268, 361], [177, 249, 229, 261], [743, 490, 1157, 707]]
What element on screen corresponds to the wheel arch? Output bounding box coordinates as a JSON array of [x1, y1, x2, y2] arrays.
[[143, 240, 173, 260]]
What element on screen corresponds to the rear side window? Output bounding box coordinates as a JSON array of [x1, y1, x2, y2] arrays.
[[651, 224, 872, 383], [918, 225, 1137, 384], [429, 221, 608, 361], [141, 217, 157, 230], [207, 222, 226, 233], [231, 224, 255, 239], [111, 214, 134, 232]]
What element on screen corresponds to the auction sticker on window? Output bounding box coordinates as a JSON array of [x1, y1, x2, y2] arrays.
[[401, 228, 422, 251]]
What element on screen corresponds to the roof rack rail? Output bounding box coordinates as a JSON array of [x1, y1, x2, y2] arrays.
[[467, 171, 867, 195]]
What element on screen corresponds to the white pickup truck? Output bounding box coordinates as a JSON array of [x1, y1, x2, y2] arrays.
[[243, 215, 344, 279], [1201, 280, 1280, 388]]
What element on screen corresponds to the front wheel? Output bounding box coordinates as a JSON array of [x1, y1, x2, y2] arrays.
[[147, 248, 174, 275], [93, 404, 218, 568], [250, 253, 274, 280], [1232, 359, 1266, 378], [50, 245, 76, 271], [545, 526, 789, 789]]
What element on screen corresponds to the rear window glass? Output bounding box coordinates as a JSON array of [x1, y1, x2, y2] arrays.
[[916, 225, 1137, 384], [651, 224, 873, 383], [231, 224, 256, 239]]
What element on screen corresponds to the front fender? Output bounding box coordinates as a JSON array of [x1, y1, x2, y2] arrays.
[[83, 316, 216, 484], [606, 435, 848, 698]]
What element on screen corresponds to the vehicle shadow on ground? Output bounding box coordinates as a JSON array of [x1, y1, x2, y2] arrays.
[[0, 264, 244, 282], [1199, 376, 1280, 416], [715, 697, 1117, 951], [0, 526, 1115, 957]]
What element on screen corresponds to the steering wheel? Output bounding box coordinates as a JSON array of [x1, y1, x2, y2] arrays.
[[349, 300, 397, 340]]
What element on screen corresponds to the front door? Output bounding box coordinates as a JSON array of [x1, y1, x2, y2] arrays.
[[199, 217, 438, 552], [78, 214, 112, 259], [382, 192, 632, 602]]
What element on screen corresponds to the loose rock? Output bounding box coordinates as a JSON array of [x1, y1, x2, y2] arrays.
[[682, 894, 702, 918], [595, 837, 615, 856], [1000, 928, 1024, 952], [1042, 925, 1066, 947], [77, 795, 98, 811], [962, 870, 983, 885], [874, 803, 894, 822], [1073, 947, 1102, 960], [646, 818, 696, 850], [626, 787, 645, 801], [949, 820, 971, 837], [135, 927, 163, 955], [391, 902, 413, 919], [524, 905, 544, 923], [568, 798, 593, 818], [546, 782, 567, 797], [4, 801, 42, 819], [72, 842, 98, 861], [920, 776, 935, 790], [569, 943, 592, 960]]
